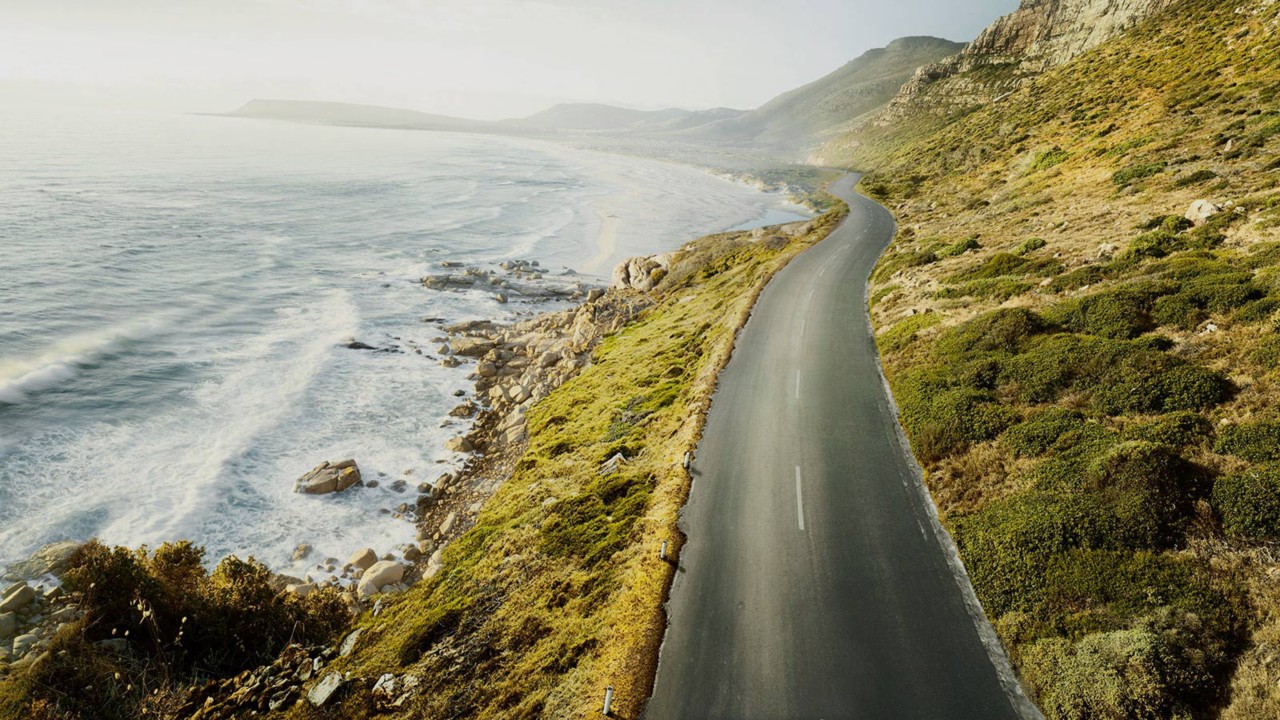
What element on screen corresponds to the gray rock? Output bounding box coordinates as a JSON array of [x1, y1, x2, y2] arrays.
[[0, 612, 15, 639], [0, 585, 35, 613], [295, 460, 362, 495], [1186, 199, 1221, 226], [12, 633, 37, 656], [347, 548, 378, 571], [339, 628, 363, 657], [307, 671, 345, 707]]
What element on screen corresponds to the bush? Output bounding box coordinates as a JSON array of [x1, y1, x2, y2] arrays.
[[1045, 288, 1153, 339], [1214, 420, 1280, 462], [937, 307, 1049, 358], [1250, 335, 1280, 369], [949, 252, 1062, 282], [1082, 442, 1195, 547], [1033, 147, 1070, 170], [1003, 408, 1088, 457], [9, 541, 351, 719], [1234, 297, 1280, 323], [1174, 169, 1219, 187], [877, 312, 939, 354], [939, 236, 981, 257], [1213, 467, 1280, 540], [1016, 237, 1048, 255], [934, 278, 1032, 301], [1112, 161, 1167, 187], [1125, 412, 1213, 447]]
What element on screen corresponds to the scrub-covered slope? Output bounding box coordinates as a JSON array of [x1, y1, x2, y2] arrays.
[[860, 0, 1280, 716]]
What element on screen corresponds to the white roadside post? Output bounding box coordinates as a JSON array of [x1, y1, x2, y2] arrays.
[[602, 686, 615, 716], [682, 451, 691, 469], [660, 540, 668, 561]]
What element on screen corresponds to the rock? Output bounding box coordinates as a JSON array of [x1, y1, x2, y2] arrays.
[[403, 545, 422, 562], [445, 436, 474, 453], [0, 612, 14, 639], [307, 671, 345, 707], [339, 628, 363, 657], [476, 361, 498, 378], [293, 544, 313, 561], [295, 460, 363, 495], [449, 401, 478, 418], [448, 337, 496, 358], [0, 584, 35, 613], [345, 341, 378, 351], [1186, 199, 1222, 226], [7, 541, 82, 579], [586, 288, 605, 303], [439, 512, 457, 535], [611, 255, 668, 292], [11, 634, 37, 656], [347, 548, 378, 571], [598, 453, 627, 476], [286, 583, 315, 598], [357, 561, 406, 599], [495, 293, 508, 304]]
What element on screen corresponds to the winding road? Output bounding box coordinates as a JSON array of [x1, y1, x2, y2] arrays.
[[644, 175, 1038, 719]]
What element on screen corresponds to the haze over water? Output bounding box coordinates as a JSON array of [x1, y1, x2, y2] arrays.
[[0, 105, 805, 576]]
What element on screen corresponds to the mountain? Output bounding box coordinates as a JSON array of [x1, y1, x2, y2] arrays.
[[505, 103, 746, 133], [225, 99, 498, 134], [820, 0, 1181, 165], [687, 36, 964, 153], [857, 0, 1280, 716]]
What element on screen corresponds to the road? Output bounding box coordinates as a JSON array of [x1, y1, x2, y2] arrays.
[[644, 175, 1038, 720]]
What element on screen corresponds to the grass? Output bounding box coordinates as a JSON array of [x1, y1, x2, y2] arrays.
[[847, 0, 1280, 715]]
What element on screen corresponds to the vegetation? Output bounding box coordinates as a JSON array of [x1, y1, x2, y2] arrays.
[[0, 542, 348, 719], [859, 0, 1280, 715]]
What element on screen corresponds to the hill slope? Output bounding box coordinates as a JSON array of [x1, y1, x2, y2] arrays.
[[858, 0, 1280, 716], [689, 36, 963, 154]]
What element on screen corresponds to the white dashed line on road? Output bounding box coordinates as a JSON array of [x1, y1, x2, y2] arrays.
[[795, 466, 806, 531]]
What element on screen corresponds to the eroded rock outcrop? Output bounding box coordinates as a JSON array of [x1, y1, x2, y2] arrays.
[[880, 0, 1179, 121]]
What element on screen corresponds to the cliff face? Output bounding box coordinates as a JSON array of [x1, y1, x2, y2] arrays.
[[881, 0, 1179, 120]]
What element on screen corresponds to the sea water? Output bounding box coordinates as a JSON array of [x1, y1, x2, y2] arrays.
[[0, 104, 807, 575]]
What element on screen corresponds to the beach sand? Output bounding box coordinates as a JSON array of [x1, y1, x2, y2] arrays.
[[582, 207, 621, 276]]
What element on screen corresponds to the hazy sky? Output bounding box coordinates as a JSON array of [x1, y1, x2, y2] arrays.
[[1, 0, 1018, 118]]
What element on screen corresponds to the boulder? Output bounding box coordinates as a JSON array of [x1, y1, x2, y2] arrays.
[[307, 671, 346, 707], [0, 612, 14, 639], [476, 361, 498, 378], [448, 337, 496, 358], [7, 541, 82, 579], [12, 634, 37, 656], [1186, 199, 1221, 227], [339, 628, 363, 657], [611, 256, 668, 292], [445, 436, 474, 454], [357, 561, 406, 599], [295, 460, 362, 495], [347, 548, 378, 571], [0, 584, 35, 613]]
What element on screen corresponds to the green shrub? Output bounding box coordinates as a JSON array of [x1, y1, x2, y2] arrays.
[[1045, 288, 1153, 339], [1016, 237, 1048, 255], [1125, 412, 1214, 447], [540, 471, 653, 565], [877, 312, 939, 353], [1234, 297, 1280, 323], [934, 278, 1033, 301], [949, 252, 1063, 282], [939, 236, 981, 257], [1003, 409, 1088, 457], [1048, 264, 1111, 293], [1213, 467, 1280, 540], [1214, 420, 1280, 462], [1033, 147, 1070, 170], [1153, 293, 1208, 329], [1112, 161, 1167, 187], [1174, 169, 1219, 187], [937, 307, 1049, 358], [1082, 442, 1195, 547], [1250, 335, 1280, 369]]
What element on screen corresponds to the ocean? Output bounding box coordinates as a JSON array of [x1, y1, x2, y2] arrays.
[[0, 104, 807, 576]]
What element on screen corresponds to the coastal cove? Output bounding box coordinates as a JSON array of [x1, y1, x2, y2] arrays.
[[0, 104, 808, 580]]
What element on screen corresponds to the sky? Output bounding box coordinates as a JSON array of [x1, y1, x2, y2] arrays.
[[0, 0, 1019, 119]]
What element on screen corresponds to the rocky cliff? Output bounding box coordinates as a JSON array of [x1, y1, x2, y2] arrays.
[[880, 0, 1180, 121]]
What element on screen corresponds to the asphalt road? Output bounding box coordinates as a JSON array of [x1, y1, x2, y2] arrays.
[[644, 175, 1038, 720]]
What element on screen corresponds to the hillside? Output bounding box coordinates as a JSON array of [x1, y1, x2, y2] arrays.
[[857, 0, 1280, 715], [688, 36, 963, 154], [819, 0, 1180, 166]]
